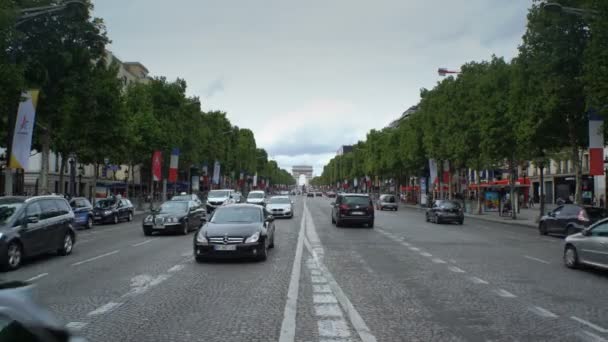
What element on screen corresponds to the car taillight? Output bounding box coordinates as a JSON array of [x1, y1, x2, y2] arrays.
[[577, 209, 590, 222], [339, 204, 349, 212]]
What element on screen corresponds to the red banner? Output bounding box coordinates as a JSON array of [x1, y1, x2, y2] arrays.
[[589, 148, 604, 176], [152, 151, 162, 182]]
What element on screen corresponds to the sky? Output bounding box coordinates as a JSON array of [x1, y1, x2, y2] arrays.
[[93, 0, 531, 177]]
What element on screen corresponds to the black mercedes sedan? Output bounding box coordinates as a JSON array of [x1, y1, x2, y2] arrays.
[[193, 204, 275, 262], [143, 200, 204, 236]]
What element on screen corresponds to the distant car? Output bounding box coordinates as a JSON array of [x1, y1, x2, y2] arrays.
[[143, 200, 205, 236], [246, 190, 266, 206], [326, 191, 337, 198], [69, 197, 94, 229], [425, 200, 463, 224], [172, 192, 203, 207], [194, 204, 275, 261], [564, 218, 608, 270], [266, 196, 294, 218], [205, 189, 235, 213], [280, 191, 289, 196], [376, 194, 398, 211], [330, 193, 374, 228], [315, 192, 323, 197], [0, 196, 76, 270], [93, 197, 134, 224], [233, 192, 243, 203], [539, 204, 608, 237], [307, 192, 314, 198]]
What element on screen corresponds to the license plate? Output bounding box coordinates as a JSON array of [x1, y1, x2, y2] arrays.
[[351, 211, 365, 215], [153, 224, 164, 229], [214, 245, 237, 251]]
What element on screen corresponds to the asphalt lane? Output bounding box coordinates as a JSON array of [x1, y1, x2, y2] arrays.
[[3, 196, 608, 341]]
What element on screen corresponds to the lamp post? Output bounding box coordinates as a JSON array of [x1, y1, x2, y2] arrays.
[[69, 156, 76, 197], [78, 165, 84, 197]]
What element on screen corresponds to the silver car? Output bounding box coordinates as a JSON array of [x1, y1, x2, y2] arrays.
[[564, 218, 608, 270], [265, 196, 294, 218]]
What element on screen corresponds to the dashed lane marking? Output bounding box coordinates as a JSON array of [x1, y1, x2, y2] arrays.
[[26, 273, 48, 282], [310, 269, 322, 276], [318, 320, 352, 338], [571, 316, 608, 333], [87, 302, 123, 316], [66, 322, 88, 331], [529, 306, 558, 318], [468, 276, 489, 285], [420, 252, 433, 257], [71, 250, 119, 266], [313, 284, 332, 293], [132, 239, 155, 247], [168, 264, 185, 273], [311, 276, 328, 283], [315, 304, 343, 317], [524, 255, 550, 264], [493, 289, 517, 298], [448, 266, 466, 273], [431, 258, 446, 264], [409, 247, 420, 251], [314, 294, 339, 304]]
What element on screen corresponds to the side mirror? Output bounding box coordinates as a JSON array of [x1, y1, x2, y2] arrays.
[[27, 215, 39, 224], [266, 215, 275, 222]]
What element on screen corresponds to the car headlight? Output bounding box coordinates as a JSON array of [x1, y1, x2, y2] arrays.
[[245, 232, 260, 243], [144, 215, 153, 222], [104, 210, 112, 215], [167, 217, 178, 223], [196, 233, 208, 244]]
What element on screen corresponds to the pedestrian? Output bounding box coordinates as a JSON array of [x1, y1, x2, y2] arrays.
[[592, 195, 598, 207], [528, 195, 535, 208], [568, 193, 574, 204], [601, 195, 606, 208]]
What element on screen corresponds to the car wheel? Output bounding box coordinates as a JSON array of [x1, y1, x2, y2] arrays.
[[182, 222, 189, 235], [539, 222, 548, 235], [336, 219, 342, 227], [425, 214, 429, 222], [564, 245, 579, 269], [269, 235, 275, 249], [143, 228, 152, 236], [58, 232, 74, 256], [458, 219, 464, 225], [128, 212, 133, 222], [4, 241, 22, 271], [436, 216, 442, 224], [113, 214, 118, 224], [566, 226, 576, 237], [331, 215, 336, 224], [368, 220, 374, 228], [86, 217, 93, 229], [258, 241, 268, 261]]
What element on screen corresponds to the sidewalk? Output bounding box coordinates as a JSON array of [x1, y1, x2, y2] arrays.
[[400, 203, 550, 229]]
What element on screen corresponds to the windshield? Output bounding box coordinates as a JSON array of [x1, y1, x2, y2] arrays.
[[172, 195, 191, 201], [248, 193, 265, 199], [159, 201, 188, 213], [211, 207, 262, 223], [208, 191, 229, 199], [269, 197, 291, 204], [95, 199, 116, 209], [437, 201, 460, 209], [0, 202, 23, 225], [381, 195, 395, 203], [342, 196, 370, 206]]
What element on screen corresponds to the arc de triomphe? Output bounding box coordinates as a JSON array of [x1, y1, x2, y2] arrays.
[[292, 165, 313, 184]]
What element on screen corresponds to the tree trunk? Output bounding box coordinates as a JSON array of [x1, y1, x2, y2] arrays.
[[572, 145, 582, 204], [92, 163, 99, 205], [58, 155, 66, 195], [39, 128, 50, 194], [475, 169, 482, 215], [539, 164, 545, 220]]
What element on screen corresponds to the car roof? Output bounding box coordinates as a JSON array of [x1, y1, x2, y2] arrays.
[[249, 190, 265, 193], [270, 195, 289, 199], [339, 193, 370, 197], [223, 203, 264, 209]]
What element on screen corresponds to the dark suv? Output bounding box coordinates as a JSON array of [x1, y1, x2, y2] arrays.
[[0, 196, 76, 270], [539, 204, 608, 236], [93, 198, 134, 224], [330, 193, 374, 228]]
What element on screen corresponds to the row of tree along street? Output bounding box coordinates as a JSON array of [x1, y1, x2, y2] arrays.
[[0, 0, 294, 196], [311, 0, 608, 218]]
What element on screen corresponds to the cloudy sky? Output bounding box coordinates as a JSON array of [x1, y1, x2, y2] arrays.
[[93, 0, 531, 176]]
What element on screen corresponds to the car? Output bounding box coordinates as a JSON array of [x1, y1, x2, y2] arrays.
[[171, 192, 203, 207], [376, 194, 398, 211], [143, 200, 205, 236], [425, 200, 464, 224], [69, 197, 94, 229], [539, 204, 608, 237], [266, 196, 294, 218], [280, 191, 289, 196], [205, 189, 235, 213], [307, 192, 314, 198], [326, 191, 337, 198], [315, 192, 323, 197], [246, 190, 266, 206], [330, 193, 374, 228], [0, 280, 84, 341], [93, 197, 134, 224], [564, 218, 608, 270], [194, 204, 275, 261], [233, 192, 243, 203], [0, 196, 76, 270]]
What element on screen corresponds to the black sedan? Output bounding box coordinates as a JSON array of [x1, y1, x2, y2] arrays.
[[143, 200, 204, 236], [425, 200, 464, 224], [194, 204, 275, 261], [93, 198, 134, 224]]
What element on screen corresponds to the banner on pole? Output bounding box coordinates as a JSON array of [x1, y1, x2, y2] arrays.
[[168, 148, 179, 182], [9, 90, 39, 169], [152, 151, 162, 182], [212, 160, 221, 185], [589, 113, 604, 176]]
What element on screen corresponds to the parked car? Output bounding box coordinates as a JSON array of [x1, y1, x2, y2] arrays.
[[93, 197, 134, 224], [307, 192, 314, 198], [266, 196, 294, 218], [194, 204, 275, 261], [425, 200, 463, 224], [376, 194, 398, 211], [539, 205, 608, 237], [69, 197, 94, 229], [205, 189, 235, 213], [0, 196, 76, 270], [246, 190, 266, 206], [330, 193, 374, 228], [143, 200, 204, 236], [564, 218, 608, 270]]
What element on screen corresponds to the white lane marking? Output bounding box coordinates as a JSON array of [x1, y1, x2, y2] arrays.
[[123, 274, 171, 297], [71, 250, 119, 266], [66, 322, 88, 331], [132, 239, 155, 247], [578, 330, 608, 342], [313, 285, 332, 293], [529, 306, 558, 318], [431, 258, 446, 264], [318, 319, 352, 338], [409, 247, 420, 251], [468, 276, 489, 285], [168, 264, 185, 273], [447, 266, 466, 273], [420, 252, 433, 257], [314, 294, 339, 304], [310, 269, 322, 276], [524, 255, 550, 264], [401, 242, 411, 247], [87, 302, 123, 316], [278, 203, 306, 342], [26, 273, 48, 282], [571, 316, 608, 333], [493, 289, 517, 298], [315, 304, 343, 317], [311, 276, 328, 283]]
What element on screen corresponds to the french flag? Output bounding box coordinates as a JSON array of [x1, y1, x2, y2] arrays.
[[168, 148, 179, 182], [589, 113, 604, 176]]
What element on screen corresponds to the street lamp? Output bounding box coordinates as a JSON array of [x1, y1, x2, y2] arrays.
[[540, 2, 599, 17]]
